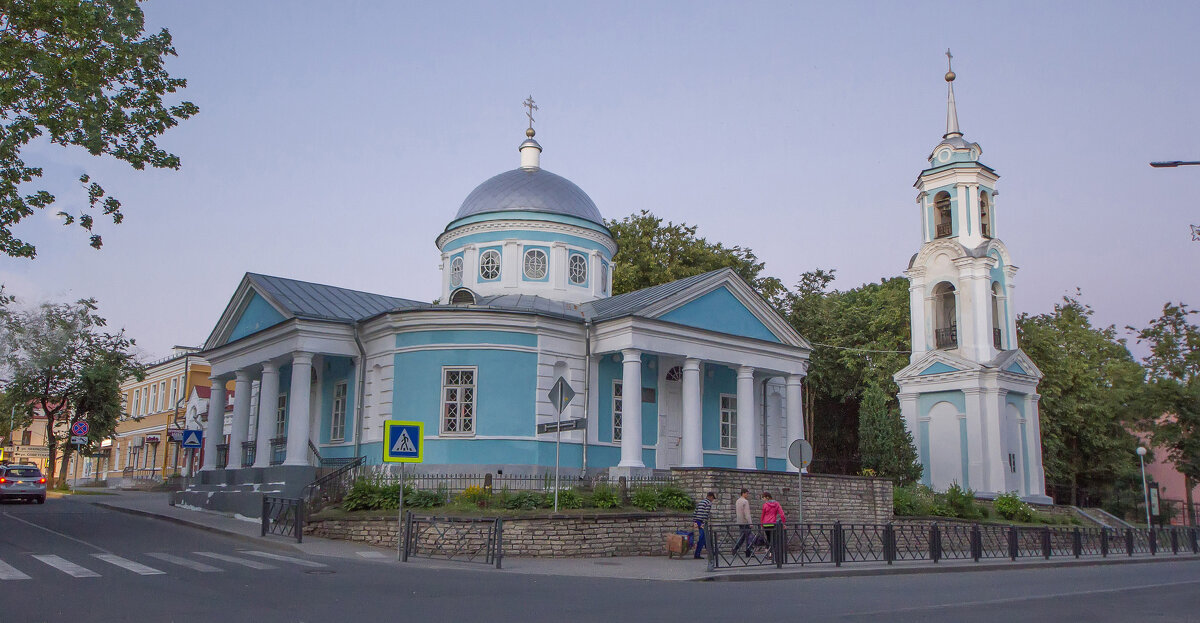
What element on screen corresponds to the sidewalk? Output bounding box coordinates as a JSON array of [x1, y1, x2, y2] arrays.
[[77, 489, 1200, 582]]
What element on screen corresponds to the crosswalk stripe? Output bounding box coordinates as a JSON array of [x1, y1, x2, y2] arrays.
[[239, 550, 327, 567], [145, 553, 222, 573], [32, 555, 100, 578], [93, 554, 165, 575], [0, 559, 32, 580], [194, 552, 276, 570]]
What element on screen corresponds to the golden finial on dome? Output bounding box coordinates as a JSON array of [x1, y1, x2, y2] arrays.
[[945, 48, 956, 82]]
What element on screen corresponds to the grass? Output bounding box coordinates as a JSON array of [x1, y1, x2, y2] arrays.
[[48, 488, 115, 496]]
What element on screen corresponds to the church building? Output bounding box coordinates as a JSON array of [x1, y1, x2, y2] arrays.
[[192, 106, 812, 499], [894, 56, 1051, 503]]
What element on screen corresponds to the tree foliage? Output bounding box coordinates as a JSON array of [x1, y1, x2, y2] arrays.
[[0, 0, 198, 258], [0, 296, 140, 485], [606, 210, 786, 307], [857, 383, 922, 485], [1129, 302, 1200, 524], [1017, 296, 1145, 505], [786, 269, 911, 474]]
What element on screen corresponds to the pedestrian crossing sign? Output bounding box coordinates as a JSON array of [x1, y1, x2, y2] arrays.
[[383, 421, 423, 463]]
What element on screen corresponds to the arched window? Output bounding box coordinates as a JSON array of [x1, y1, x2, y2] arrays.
[[665, 366, 683, 382], [449, 257, 463, 287], [479, 250, 501, 280], [523, 249, 547, 280], [449, 288, 476, 305], [568, 254, 587, 285], [980, 192, 992, 238], [934, 191, 953, 238], [601, 262, 609, 294], [932, 281, 957, 349], [991, 282, 1003, 349]]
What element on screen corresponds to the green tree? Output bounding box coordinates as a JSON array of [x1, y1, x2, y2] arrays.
[[0, 297, 140, 485], [857, 383, 922, 485], [0, 0, 198, 258], [1130, 302, 1200, 526], [1017, 296, 1145, 506], [786, 270, 911, 474], [606, 210, 786, 307]]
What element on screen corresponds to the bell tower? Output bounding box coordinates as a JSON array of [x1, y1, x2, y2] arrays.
[[895, 52, 1050, 503]]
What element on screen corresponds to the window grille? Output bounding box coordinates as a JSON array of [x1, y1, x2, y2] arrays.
[[441, 368, 476, 435], [523, 249, 548, 279], [665, 366, 683, 382], [720, 394, 737, 450], [450, 256, 464, 287], [612, 380, 623, 442], [330, 381, 348, 441], [569, 254, 587, 284], [479, 250, 501, 280], [275, 394, 288, 438]]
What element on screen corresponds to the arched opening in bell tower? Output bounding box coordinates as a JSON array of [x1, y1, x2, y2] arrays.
[[991, 282, 1003, 349], [932, 281, 958, 349], [980, 191, 992, 238], [934, 191, 953, 238]]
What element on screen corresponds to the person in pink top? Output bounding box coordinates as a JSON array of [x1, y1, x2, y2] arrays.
[[760, 491, 786, 558]]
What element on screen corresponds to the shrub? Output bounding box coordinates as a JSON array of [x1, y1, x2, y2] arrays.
[[457, 485, 490, 507], [405, 489, 443, 509], [631, 487, 659, 511], [893, 484, 936, 516], [944, 483, 984, 520], [503, 491, 543, 510], [589, 483, 621, 509], [994, 491, 1034, 522], [657, 486, 694, 512], [547, 488, 584, 510], [342, 480, 404, 511]]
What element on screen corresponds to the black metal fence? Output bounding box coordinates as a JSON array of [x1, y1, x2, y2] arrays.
[[348, 467, 673, 502], [401, 513, 503, 568], [706, 522, 1200, 571], [261, 495, 304, 543], [302, 456, 366, 513]]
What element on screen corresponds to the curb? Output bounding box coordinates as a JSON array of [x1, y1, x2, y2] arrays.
[[88, 501, 297, 552], [698, 553, 1200, 582]]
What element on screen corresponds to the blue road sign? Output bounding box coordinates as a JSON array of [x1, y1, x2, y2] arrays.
[[181, 429, 204, 449], [383, 421, 423, 463]]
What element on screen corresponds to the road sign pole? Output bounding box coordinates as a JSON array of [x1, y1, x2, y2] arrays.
[[798, 465, 803, 526], [72, 449, 78, 493], [397, 462, 405, 561], [554, 421, 561, 512]]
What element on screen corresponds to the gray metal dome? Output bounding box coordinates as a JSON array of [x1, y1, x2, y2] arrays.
[[453, 167, 604, 226]]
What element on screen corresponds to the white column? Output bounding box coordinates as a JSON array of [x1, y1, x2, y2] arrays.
[[284, 352, 314, 466], [227, 370, 252, 469], [909, 278, 927, 360], [254, 362, 280, 468], [956, 183, 969, 237], [618, 349, 644, 468], [736, 366, 756, 470], [1026, 393, 1047, 498], [202, 379, 226, 471], [680, 358, 703, 467], [785, 374, 804, 473]]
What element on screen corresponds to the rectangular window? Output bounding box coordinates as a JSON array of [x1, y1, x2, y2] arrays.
[[21, 430, 32, 445], [151, 384, 159, 414], [141, 387, 149, 415], [134, 389, 141, 416], [160, 381, 167, 411], [171, 378, 179, 410], [612, 380, 623, 442], [720, 394, 737, 450], [275, 394, 287, 438], [440, 367, 476, 435], [330, 381, 348, 441]]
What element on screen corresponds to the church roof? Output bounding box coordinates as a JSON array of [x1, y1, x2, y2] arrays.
[[451, 167, 605, 227], [583, 269, 729, 321], [246, 273, 425, 323]]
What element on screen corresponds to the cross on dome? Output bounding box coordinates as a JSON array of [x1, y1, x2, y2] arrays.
[[523, 95, 538, 137]]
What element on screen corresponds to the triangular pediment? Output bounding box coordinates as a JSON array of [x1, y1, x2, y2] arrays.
[[918, 361, 961, 376], [635, 270, 808, 347], [203, 275, 292, 349], [989, 349, 1044, 379], [895, 350, 981, 381]]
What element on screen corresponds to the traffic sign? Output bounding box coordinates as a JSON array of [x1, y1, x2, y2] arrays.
[[71, 436, 87, 445], [71, 421, 89, 436], [788, 439, 813, 469], [384, 420, 423, 463], [537, 418, 587, 434], [547, 376, 576, 414], [180, 429, 204, 449]]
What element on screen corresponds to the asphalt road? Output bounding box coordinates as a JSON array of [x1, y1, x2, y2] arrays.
[[2, 496, 1198, 623]]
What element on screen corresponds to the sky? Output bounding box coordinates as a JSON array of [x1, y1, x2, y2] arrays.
[[1, 1, 1197, 360]]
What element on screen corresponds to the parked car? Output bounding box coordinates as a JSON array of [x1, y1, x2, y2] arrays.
[[0, 465, 47, 504]]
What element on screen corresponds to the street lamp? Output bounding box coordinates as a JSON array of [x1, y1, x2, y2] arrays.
[[1137, 446, 1152, 527], [1149, 161, 1200, 167]]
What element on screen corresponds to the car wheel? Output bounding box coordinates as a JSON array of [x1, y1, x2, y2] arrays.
[[35, 496, 46, 504]]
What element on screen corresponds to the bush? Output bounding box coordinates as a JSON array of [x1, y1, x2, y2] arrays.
[[628, 485, 694, 512], [893, 484, 936, 516], [456, 485, 490, 507], [994, 491, 1034, 522], [589, 483, 621, 509], [944, 483, 984, 520], [546, 488, 584, 510], [405, 488, 443, 509], [342, 480, 404, 511], [630, 487, 660, 511], [503, 491, 543, 510]]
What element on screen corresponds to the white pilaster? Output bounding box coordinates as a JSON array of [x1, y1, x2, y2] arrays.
[[785, 375, 804, 472], [284, 352, 314, 466], [1025, 393, 1048, 498], [908, 278, 927, 361], [680, 358, 703, 467], [551, 242, 568, 292], [736, 366, 756, 470], [254, 362, 280, 468], [617, 349, 644, 468], [202, 379, 227, 471], [589, 250, 603, 299], [463, 244, 479, 290], [502, 240, 520, 289]]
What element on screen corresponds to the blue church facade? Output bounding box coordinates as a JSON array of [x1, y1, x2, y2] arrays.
[[196, 124, 812, 480]]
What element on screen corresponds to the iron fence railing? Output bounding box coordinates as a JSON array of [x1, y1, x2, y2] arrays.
[[706, 522, 1200, 571], [302, 456, 366, 513], [347, 467, 674, 503], [402, 513, 502, 568], [261, 495, 303, 543], [935, 326, 958, 349]]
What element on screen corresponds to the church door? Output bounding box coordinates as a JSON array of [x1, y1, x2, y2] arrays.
[[657, 360, 684, 468]]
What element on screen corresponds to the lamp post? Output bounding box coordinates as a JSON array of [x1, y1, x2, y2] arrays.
[[1149, 160, 1200, 241], [1137, 446, 1152, 527]]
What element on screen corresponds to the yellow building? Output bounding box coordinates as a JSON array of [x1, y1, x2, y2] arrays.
[[98, 347, 215, 485]]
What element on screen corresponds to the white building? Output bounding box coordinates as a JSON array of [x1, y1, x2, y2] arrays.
[[894, 59, 1051, 503]]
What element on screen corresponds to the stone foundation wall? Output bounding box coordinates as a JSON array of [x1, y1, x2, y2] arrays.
[[669, 468, 893, 524], [304, 513, 695, 558]]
